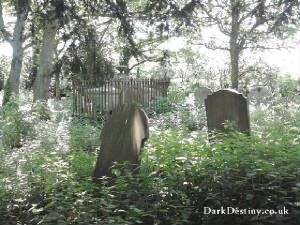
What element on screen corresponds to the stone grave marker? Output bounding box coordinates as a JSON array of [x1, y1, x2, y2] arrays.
[[205, 89, 250, 135], [194, 86, 212, 107], [248, 86, 270, 106], [94, 104, 149, 182]]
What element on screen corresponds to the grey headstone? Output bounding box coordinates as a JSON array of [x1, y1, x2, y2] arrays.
[[205, 89, 250, 135], [248, 86, 270, 101], [94, 104, 149, 182], [194, 86, 212, 106]]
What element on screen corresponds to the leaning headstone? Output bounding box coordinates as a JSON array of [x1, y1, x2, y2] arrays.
[[94, 104, 149, 182], [205, 89, 250, 135], [194, 86, 212, 107]]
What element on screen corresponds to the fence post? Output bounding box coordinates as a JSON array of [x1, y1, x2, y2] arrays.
[[72, 77, 170, 119]]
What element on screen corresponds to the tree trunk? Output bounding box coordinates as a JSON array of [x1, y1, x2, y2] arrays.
[[9, 44, 24, 95], [230, 45, 239, 89], [55, 72, 61, 100], [0, 76, 3, 91], [86, 28, 96, 81], [26, 25, 41, 89], [230, 0, 240, 90], [5, 0, 28, 97], [33, 13, 59, 101], [54, 56, 62, 100]]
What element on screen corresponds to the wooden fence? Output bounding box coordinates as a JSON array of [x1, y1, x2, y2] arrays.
[[72, 77, 170, 118]]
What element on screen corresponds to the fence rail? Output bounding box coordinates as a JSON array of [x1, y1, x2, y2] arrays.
[[72, 77, 170, 118]]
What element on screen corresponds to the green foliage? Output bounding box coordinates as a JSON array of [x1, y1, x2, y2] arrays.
[[103, 60, 115, 79], [251, 77, 300, 136], [22, 124, 296, 225], [69, 117, 102, 153], [275, 77, 299, 108], [145, 96, 176, 116], [138, 127, 299, 225], [3, 120, 297, 224], [30, 100, 51, 121], [0, 100, 34, 149], [0, 56, 9, 91], [0, 79, 3, 91], [0, 81, 299, 225], [145, 83, 186, 117], [2, 80, 11, 106], [68, 117, 102, 179], [68, 147, 97, 179], [148, 84, 207, 131]]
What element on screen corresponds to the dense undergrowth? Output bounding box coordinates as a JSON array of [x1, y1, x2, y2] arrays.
[[0, 82, 299, 225]]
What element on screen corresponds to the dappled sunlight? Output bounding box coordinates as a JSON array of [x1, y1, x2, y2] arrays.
[[0, 76, 299, 224], [0, 0, 298, 221], [0, 95, 75, 209]]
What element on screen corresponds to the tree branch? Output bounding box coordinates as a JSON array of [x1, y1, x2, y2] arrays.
[[190, 41, 230, 51], [199, 3, 231, 36], [242, 44, 292, 50], [23, 42, 32, 50], [97, 18, 113, 51], [129, 56, 163, 71], [0, 2, 13, 45]]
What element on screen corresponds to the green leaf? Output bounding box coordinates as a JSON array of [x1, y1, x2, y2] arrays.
[[32, 208, 43, 213], [290, 127, 298, 132], [44, 184, 52, 192], [246, 194, 254, 200], [112, 169, 121, 177]]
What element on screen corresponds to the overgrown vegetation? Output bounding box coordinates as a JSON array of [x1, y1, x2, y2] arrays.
[[0, 0, 298, 223], [2, 80, 11, 106], [0, 78, 299, 224], [146, 84, 207, 131], [68, 117, 103, 179], [0, 99, 34, 149]]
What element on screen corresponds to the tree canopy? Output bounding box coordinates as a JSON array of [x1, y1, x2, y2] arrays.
[[0, 0, 299, 101]]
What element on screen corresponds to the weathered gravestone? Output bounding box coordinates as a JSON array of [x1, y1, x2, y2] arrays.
[[205, 89, 250, 135], [93, 104, 149, 182], [248, 86, 270, 106], [194, 86, 212, 107]]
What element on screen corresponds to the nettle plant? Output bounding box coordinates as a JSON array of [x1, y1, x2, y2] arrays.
[[0, 100, 34, 149], [68, 117, 103, 179], [140, 127, 299, 225], [68, 117, 103, 153]]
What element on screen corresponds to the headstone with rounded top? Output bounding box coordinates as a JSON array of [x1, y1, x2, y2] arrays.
[[93, 104, 149, 183], [194, 86, 213, 106], [205, 89, 250, 135]]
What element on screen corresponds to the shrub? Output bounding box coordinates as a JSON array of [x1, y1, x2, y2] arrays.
[[68, 147, 97, 179], [0, 101, 34, 149], [1, 122, 298, 225], [30, 100, 51, 121], [0, 85, 298, 225], [139, 127, 299, 225], [147, 84, 207, 132], [145, 96, 176, 116], [68, 117, 103, 179], [2, 80, 11, 105], [32, 125, 298, 225], [69, 117, 102, 153]]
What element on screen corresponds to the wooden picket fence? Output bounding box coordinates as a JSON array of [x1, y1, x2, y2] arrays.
[[72, 77, 170, 118]]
